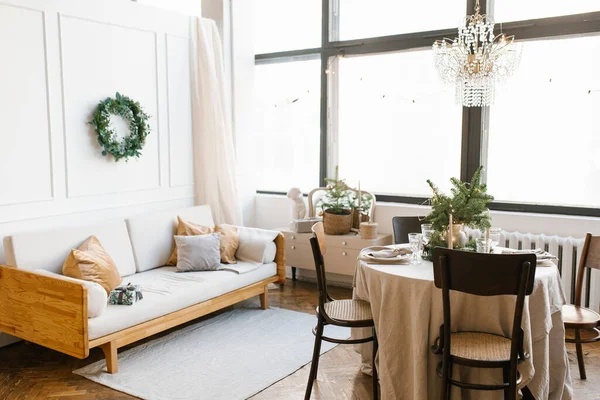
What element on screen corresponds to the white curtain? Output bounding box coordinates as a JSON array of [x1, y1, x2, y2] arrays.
[[190, 18, 242, 225]]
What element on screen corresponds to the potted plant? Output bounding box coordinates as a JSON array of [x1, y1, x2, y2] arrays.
[[319, 167, 353, 235], [424, 166, 493, 256]]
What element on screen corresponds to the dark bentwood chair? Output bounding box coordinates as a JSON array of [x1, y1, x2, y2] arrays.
[[392, 216, 424, 244], [431, 248, 536, 400], [305, 222, 378, 400], [562, 233, 600, 379]]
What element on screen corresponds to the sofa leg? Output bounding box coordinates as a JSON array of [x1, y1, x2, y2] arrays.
[[260, 286, 269, 310], [101, 341, 118, 374]]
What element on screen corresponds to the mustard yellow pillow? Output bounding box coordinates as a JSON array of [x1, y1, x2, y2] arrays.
[[62, 236, 122, 294], [167, 217, 214, 265], [167, 217, 239, 265]]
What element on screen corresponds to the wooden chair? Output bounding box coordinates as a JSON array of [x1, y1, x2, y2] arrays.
[[431, 248, 537, 400], [562, 232, 600, 379], [305, 222, 378, 400], [391, 216, 424, 244]]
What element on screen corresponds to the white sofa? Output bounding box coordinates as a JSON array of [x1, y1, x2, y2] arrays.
[[0, 205, 285, 373]]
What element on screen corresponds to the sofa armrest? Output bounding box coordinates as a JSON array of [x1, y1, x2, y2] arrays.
[[274, 233, 286, 284], [0, 265, 89, 358]]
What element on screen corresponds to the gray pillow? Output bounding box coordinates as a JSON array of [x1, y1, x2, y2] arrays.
[[174, 234, 221, 272]]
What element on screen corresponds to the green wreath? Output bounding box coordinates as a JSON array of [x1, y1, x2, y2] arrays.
[[89, 92, 151, 162]]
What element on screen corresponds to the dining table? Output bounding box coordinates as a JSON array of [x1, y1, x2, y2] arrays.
[[352, 247, 574, 400]]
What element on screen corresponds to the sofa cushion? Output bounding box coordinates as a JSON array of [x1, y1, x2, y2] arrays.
[[62, 236, 122, 294], [127, 205, 215, 273], [174, 234, 221, 272], [87, 262, 277, 340], [166, 216, 214, 266], [236, 227, 280, 264], [3, 220, 136, 277]]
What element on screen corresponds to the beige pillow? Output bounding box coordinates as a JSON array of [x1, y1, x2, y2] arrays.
[[216, 224, 239, 264], [167, 217, 214, 265], [167, 217, 239, 265], [62, 236, 122, 294]]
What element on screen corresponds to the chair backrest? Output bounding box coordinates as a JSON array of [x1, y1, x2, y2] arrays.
[[432, 248, 536, 363], [432, 248, 536, 296], [574, 233, 600, 306], [310, 222, 330, 312], [392, 216, 423, 244]]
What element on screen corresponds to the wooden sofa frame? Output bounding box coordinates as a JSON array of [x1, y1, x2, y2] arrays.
[[0, 234, 286, 374]]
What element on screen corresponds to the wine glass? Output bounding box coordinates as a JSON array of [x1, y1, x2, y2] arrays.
[[421, 224, 434, 246], [489, 227, 502, 249], [408, 233, 423, 265]]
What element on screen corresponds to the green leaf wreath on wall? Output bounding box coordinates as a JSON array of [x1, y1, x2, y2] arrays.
[[88, 92, 151, 162]]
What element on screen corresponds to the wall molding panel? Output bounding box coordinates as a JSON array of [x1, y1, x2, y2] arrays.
[[0, 0, 195, 264], [0, 3, 54, 207]]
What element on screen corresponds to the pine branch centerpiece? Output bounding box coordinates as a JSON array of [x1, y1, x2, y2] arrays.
[[424, 166, 494, 258]]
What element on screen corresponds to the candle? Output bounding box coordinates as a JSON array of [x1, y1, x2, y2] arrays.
[[486, 209, 491, 240], [447, 213, 453, 249], [357, 181, 361, 213]]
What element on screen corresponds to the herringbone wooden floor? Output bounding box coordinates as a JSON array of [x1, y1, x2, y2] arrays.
[[0, 280, 598, 399]]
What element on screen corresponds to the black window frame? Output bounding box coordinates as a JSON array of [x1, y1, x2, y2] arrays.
[[254, 0, 600, 217]]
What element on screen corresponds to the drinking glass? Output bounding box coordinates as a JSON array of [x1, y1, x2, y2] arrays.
[[408, 233, 423, 264], [489, 227, 502, 248], [476, 238, 492, 253], [421, 224, 434, 245]]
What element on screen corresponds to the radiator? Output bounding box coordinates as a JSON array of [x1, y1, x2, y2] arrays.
[[464, 229, 596, 311]]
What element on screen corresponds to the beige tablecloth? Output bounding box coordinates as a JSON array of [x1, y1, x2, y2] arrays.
[[353, 257, 573, 400]]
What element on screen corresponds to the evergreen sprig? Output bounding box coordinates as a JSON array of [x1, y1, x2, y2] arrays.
[[426, 166, 494, 233], [89, 92, 151, 162]]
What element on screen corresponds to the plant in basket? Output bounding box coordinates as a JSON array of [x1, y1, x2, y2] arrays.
[[318, 167, 353, 235], [423, 166, 494, 259]]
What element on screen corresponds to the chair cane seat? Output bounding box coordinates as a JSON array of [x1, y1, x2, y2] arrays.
[[562, 304, 600, 329], [450, 332, 511, 362], [323, 299, 373, 322]]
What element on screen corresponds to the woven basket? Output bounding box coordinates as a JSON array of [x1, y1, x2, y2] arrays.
[[323, 209, 352, 235], [352, 209, 370, 229]]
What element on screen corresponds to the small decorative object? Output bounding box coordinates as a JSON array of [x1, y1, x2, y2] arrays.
[[424, 166, 494, 259], [360, 222, 378, 240], [432, 0, 522, 107], [286, 187, 307, 220], [319, 167, 353, 235], [109, 283, 143, 305], [290, 218, 321, 233], [89, 92, 151, 162]]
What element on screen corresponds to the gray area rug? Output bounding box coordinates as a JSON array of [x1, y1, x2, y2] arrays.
[[74, 307, 348, 400]]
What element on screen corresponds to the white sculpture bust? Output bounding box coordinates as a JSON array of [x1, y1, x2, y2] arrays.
[[286, 187, 307, 220]]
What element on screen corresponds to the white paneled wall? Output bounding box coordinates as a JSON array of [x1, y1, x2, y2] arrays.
[[0, 0, 195, 265]]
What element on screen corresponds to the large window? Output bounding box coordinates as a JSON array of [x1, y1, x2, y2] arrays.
[[253, 0, 600, 215], [254, 59, 322, 192], [336, 0, 465, 41], [337, 50, 462, 196], [487, 35, 600, 208]]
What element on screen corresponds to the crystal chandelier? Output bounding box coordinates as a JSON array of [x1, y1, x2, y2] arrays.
[[432, 0, 522, 107]]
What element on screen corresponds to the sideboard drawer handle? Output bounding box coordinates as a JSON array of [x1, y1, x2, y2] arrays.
[[291, 235, 295, 240], [342, 251, 347, 256], [291, 245, 296, 250], [342, 241, 347, 245]]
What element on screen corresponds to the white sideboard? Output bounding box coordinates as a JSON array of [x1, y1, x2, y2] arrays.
[[279, 229, 393, 278]]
